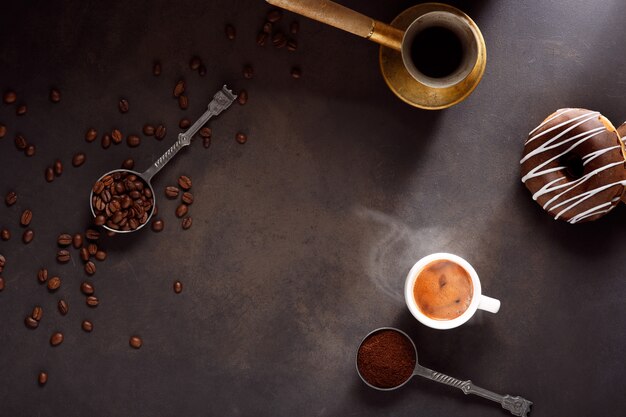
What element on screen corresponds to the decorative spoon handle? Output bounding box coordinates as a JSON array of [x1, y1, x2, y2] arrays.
[[142, 85, 237, 182], [414, 365, 532, 416]]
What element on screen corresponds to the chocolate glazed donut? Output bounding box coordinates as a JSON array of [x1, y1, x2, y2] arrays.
[[521, 108, 626, 223]]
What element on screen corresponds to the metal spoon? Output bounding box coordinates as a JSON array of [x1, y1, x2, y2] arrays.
[[89, 85, 237, 233], [356, 327, 533, 416]]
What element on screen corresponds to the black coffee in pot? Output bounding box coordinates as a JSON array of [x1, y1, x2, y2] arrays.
[[410, 26, 464, 79]]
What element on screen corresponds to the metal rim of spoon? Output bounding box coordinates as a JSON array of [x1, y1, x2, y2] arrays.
[[89, 85, 237, 234], [356, 327, 533, 417]]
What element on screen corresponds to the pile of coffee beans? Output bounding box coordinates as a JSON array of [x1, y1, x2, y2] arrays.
[[91, 171, 154, 232]]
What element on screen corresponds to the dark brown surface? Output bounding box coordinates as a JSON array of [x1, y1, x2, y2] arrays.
[[1, 0, 626, 416]]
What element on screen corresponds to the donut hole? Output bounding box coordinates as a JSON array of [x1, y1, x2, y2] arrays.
[[559, 152, 584, 179]]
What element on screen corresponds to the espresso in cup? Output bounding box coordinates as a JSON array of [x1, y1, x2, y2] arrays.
[[410, 26, 464, 79]]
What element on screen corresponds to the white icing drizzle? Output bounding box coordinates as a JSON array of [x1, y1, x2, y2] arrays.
[[521, 109, 626, 223]]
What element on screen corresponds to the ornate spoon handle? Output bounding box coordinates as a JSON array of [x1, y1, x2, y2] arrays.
[[414, 365, 533, 416]]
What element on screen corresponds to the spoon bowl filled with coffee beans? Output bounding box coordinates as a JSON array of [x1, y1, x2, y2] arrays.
[[89, 85, 236, 233]]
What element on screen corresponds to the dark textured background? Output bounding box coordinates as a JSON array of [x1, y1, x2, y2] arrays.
[[1, 0, 625, 416]]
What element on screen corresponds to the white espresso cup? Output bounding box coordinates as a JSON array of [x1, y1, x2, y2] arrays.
[[404, 253, 500, 330]]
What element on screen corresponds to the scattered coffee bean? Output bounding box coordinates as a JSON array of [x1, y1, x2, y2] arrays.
[[175, 204, 188, 218], [237, 90, 248, 105], [153, 61, 161, 76], [122, 158, 135, 170], [101, 133, 112, 149], [182, 216, 193, 230], [57, 249, 70, 263], [37, 268, 48, 283], [272, 31, 287, 48], [86, 296, 99, 307], [225, 24, 236, 40], [181, 192, 194, 205], [45, 167, 54, 182], [0, 254, 5, 270], [189, 56, 201, 70], [32, 306, 43, 321], [16, 104, 27, 116], [85, 128, 98, 142], [0, 123, 6, 138], [118, 98, 129, 113], [291, 66, 302, 79], [203, 137, 211, 148], [199, 127, 212, 138], [263, 22, 273, 34], [5, 191, 17, 206], [112, 129, 123, 144], [85, 229, 100, 240], [82, 320, 93, 332], [151, 219, 164, 232], [25, 316, 38, 329], [243, 65, 254, 79], [1, 229, 10, 241], [143, 124, 155, 136], [15, 134, 27, 150], [3, 90, 17, 104], [198, 65, 207, 77], [38, 371, 48, 386], [85, 261, 96, 275], [54, 159, 63, 176], [80, 247, 89, 262], [57, 233, 72, 246], [179, 118, 191, 129], [47, 276, 61, 291], [20, 209, 33, 226], [25, 144, 36, 157], [174, 280, 183, 293], [72, 233, 83, 249], [50, 88, 61, 103], [155, 124, 166, 140], [256, 31, 268, 46], [267, 9, 282, 22], [290, 21, 299, 35], [178, 95, 189, 110], [0, 277, 4, 291], [173, 80, 185, 97], [58, 299, 69, 315], [95, 250, 107, 261], [72, 152, 86, 167], [127, 134, 141, 147], [165, 186, 179, 199], [50, 332, 64, 346], [287, 39, 298, 51], [236, 132, 247, 144], [178, 175, 192, 190], [87, 243, 97, 256], [81, 281, 94, 295], [129, 336, 142, 349], [23, 229, 34, 244]]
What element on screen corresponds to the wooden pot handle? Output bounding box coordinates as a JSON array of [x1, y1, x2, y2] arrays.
[[266, 0, 403, 51]]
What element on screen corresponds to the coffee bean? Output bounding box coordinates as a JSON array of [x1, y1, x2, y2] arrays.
[[50, 332, 64, 346], [54, 159, 63, 176], [179, 118, 191, 129], [153, 61, 161, 76], [79, 247, 89, 262], [267, 9, 282, 22], [0, 277, 4, 291], [5, 191, 17, 206], [203, 137, 211, 148], [141, 124, 154, 136], [57, 249, 70, 263], [290, 21, 299, 35], [20, 209, 33, 226], [182, 216, 193, 230], [225, 24, 236, 40], [94, 214, 106, 226], [287, 39, 297, 52], [263, 22, 273, 34], [25, 316, 38, 329], [178, 95, 189, 110], [72, 233, 83, 249], [0, 123, 6, 138], [151, 219, 164, 232], [101, 133, 111, 149], [23, 229, 34, 244], [58, 299, 68, 315], [86, 296, 99, 307], [16, 104, 27, 116], [256, 31, 268, 46], [199, 64, 207, 76], [165, 186, 179, 199], [45, 167, 54, 182], [118, 98, 129, 113], [82, 320, 93, 332], [236, 132, 247, 144], [291, 67, 302, 79], [243, 65, 254, 79], [14, 134, 27, 150], [127, 134, 140, 147], [3, 90, 17, 104], [112, 129, 123, 144], [175, 204, 188, 218], [0, 254, 5, 270], [47, 276, 61, 291], [129, 336, 142, 349], [173, 280, 183, 293], [199, 127, 212, 138], [50, 88, 61, 103], [92, 181, 104, 194], [85, 261, 96, 275], [1, 229, 10, 241], [87, 243, 97, 256], [181, 192, 194, 205], [81, 281, 94, 295], [122, 158, 135, 170], [272, 31, 287, 48], [173, 80, 185, 98], [189, 56, 201, 70], [57, 233, 72, 246], [178, 176, 192, 190], [85, 128, 98, 142], [24, 144, 36, 157], [155, 124, 166, 140], [37, 268, 48, 283], [38, 371, 48, 386], [237, 90, 248, 105], [95, 250, 106, 261], [85, 229, 100, 240], [72, 152, 86, 167], [32, 306, 43, 321]]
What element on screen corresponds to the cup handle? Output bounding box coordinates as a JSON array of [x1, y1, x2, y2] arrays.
[[478, 295, 501, 314]]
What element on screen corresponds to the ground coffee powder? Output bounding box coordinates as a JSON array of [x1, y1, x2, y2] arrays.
[[357, 329, 416, 389]]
